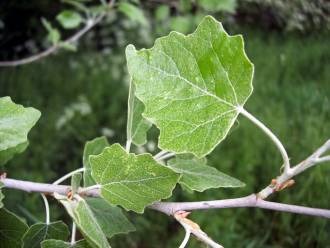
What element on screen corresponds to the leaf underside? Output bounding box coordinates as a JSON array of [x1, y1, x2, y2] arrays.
[[127, 82, 152, 146], [55, 195, 111, 248], [168, 156, 245, 192], [83, 136, 109, 187], [85, 198, 135, 238], [90, 144, 180, 213], [126, 15, 254, 157]]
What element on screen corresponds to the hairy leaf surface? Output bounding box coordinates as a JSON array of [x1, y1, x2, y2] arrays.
[[22, 221, 69, 248], [85, 198, 135, 238], [0, 208, 28, 248], [0, 97, 40, 164], [126, 16, 253, 157], [83, 137, 109, 187], [127, 82, 152, 146], [168, 157, 245, 192], [55, 194, 111, 248], [90, 144, 180, 213]]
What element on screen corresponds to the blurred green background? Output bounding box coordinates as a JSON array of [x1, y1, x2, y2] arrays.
[[0, 0, 330, 247]]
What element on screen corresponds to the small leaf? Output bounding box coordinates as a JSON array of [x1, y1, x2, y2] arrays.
[[0, 208, 28, 248], [55, 194, 111, 248], [41, 239, 91, 248], [90, 144, 180, 213], [56, 10, 83, 29], [85, 198, 135, 238], [118, 2, 147, 26], [127, 82, 152, 146], [83, 136, 109, 187], [41, 18, 61, 45], [126, 16, 254, 157], [0, 181, 4, 208], [22, 221, 70, 248], [71, 173, 82, 195], [168, 157, 245, 192], [0, 97, 41, 165]]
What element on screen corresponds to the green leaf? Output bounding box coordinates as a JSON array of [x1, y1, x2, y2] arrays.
[[168, 156, 245, 192], [126, 16, 254, 157], [41, 18, 61, 45], [0, 142, 28, 166], [83, 136, 109, 187], [41, 239, 91, 248], [22, 221, 70, 248], [197, 0, 237, 13], [0, 182, 4, 208], [71, 173, 82, 195], [56, 10, 83, 29], [127, 82, 152, 146], [55, 194, 111, 248], [118, 3, 147, 26], [0, 208, 28, 248], [0, 97, 41, 165], [90, 144, 180, 213], [85, 198, 135, 238]]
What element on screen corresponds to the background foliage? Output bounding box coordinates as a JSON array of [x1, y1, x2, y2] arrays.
[[0, 0, 329, 247]]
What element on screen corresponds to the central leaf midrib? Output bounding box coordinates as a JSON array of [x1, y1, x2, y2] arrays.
[[142, 61, 237, 109]]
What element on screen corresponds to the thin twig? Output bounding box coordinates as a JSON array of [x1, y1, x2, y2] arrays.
[[1, 179, 329, 218], [175, 211, 223, 248], [258, 139, 330, 199], [52, 168, 85, 185], [0, 0, 115, 67]]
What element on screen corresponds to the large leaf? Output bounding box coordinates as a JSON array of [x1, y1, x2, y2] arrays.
[[55, 194, 111, 248], [0, 208, 28, 248], [85, 198, 135, 238], [83, 137, 109, 187], [41, 239, 91, 248], [168, 156, 245, 192], [22, 221, 70, 248], [127, 82, 152, 146], [90, 144, 180, 213], [126, 16, 254, 157], [0, 181, 4, 208], [0, 97, 41, 164]]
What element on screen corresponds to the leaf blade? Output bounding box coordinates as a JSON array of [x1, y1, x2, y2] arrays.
[[0, 97, 40, 165], [168, 157, 245, 192], [126, 16, 253, 157], [90, 144, 180, 213]]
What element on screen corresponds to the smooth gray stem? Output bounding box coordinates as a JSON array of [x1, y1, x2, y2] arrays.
[[2, 178, 329, 219]]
